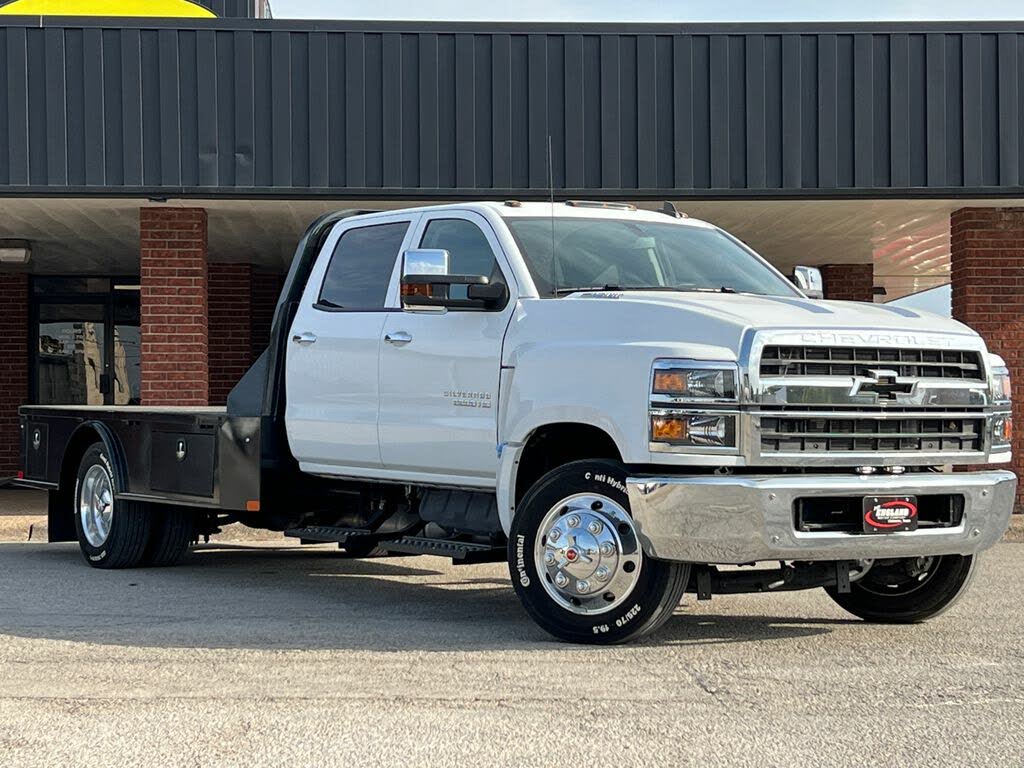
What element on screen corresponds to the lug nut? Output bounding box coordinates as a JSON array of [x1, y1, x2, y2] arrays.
[[555, 572, 569, 588], [548, 528, 561, 542], [587, 520, 603, 535], [600, 542, 615, 556], [566, 515, 581, 529], [595, 566, 611, 582], [577, 580, 591, 593], [544, 551, 556, 565]]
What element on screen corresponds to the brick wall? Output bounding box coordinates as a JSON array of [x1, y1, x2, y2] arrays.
[[0, 273, 28, 477], [251, 270, 284, 358], [207, 266, 284, 405], [951, 208, 1024, 512], [820, 264, 875, 302], [208, 263, 254, 406], [139, 208, 209, 407]]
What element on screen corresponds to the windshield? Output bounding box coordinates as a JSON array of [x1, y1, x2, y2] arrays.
[[506, 218, 800, 298]]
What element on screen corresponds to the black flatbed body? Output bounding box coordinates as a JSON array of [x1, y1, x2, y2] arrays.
[[18, 405, 261, 512], [14, 211, 372, 521]]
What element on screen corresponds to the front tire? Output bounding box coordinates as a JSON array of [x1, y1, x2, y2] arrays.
[[509, 460, 690, 644], [826, 554, 977, 623], [73, 443, 151, 569]]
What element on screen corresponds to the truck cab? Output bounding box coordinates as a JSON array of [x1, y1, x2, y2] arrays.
[[18, 201, 1017, 644]]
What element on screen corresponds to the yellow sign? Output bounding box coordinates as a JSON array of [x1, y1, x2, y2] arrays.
[[0, 0, 216, 16]]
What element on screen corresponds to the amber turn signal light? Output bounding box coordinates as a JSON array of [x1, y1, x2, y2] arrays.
[[651, 416, 689, 442], [653, 370, 688, 395], [401, 283, 433, 298]]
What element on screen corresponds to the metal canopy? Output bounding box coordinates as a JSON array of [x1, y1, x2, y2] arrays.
[[0, 19, 1021, 199]]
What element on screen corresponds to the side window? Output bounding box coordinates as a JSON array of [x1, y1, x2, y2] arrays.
[[318, 222, 410, 310], [419, 219, 505, 287]]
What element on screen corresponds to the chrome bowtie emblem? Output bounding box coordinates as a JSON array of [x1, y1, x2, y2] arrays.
[[866, 369, 899, 385]]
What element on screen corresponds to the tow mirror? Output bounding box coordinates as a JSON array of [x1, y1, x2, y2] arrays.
[[403, 248, 450, 277], [792, 266, 824, 299], [401, 249, 508, 311]]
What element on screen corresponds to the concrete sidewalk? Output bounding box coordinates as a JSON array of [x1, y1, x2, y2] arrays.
[[0, 488, 280, 543]]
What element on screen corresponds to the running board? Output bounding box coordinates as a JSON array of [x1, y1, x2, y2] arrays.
[[378, 536, 504, 564], [284, 525, 373, 545]]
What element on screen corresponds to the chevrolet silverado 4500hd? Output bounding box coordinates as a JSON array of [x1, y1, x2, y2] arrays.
[[17, 201, 1016, 644]]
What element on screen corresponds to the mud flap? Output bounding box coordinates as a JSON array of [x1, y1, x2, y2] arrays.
[[47, 488, 76, 542]]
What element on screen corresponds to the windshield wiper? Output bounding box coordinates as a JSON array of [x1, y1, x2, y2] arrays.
[[552, 285, 744, 297], [676, 286, 739, 294], [552, 285, 688, 296]]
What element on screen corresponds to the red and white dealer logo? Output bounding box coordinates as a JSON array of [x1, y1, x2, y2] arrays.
[[865, 499, 918, 529]]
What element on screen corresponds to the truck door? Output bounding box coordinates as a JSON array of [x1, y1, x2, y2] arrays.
[[285, 215, 418, 473], [378, 211, 516, 486]]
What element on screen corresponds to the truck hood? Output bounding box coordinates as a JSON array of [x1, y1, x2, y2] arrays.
[[567, 290, 978, 337], [504, 290, 984, 370]]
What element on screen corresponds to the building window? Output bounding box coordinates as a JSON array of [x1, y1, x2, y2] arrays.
[[31, 277, 141, 406]]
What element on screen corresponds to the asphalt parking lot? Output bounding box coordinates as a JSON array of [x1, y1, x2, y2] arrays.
[[0, 538, 1022, 768]]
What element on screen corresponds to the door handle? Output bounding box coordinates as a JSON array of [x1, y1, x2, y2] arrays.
[[385, 331, 413, 347], [292, 331, 318, 346]]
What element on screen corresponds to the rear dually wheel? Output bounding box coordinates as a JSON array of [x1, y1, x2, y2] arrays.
[[73, 443, 151, 569]]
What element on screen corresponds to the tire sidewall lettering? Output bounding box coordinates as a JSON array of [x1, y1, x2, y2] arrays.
[[515, 534, 531, 587], [511, 460, 673, 643], [75, 446, 115, 563], [582, 471, 627, 495]]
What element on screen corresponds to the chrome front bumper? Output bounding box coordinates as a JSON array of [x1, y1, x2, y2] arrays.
[[626, 471, 1017, 564]]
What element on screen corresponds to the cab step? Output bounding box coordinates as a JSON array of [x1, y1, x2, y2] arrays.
[[378, 536, 504, 564], [284, 525, 374, 545]]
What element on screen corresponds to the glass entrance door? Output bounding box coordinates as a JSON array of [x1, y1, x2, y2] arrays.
[[112, 289, 141, 405], [36, 303, 108, 405], [31, 278, 141, 406]]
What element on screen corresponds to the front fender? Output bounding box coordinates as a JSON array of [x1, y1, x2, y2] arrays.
[[496, 339, 734, 531]]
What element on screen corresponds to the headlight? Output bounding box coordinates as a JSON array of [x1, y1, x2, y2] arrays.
[[651, 413, 737, 448], [992, 414, 1013, 448], [652, 362, 738, 402], [650, 360, 740, 451], [991, 367, 1012, 405]]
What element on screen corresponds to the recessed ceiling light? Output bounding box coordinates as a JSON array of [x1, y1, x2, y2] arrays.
[[0, 240, 30, 264]]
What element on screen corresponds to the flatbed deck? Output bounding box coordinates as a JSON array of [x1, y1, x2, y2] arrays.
[[23, 406, 228, 414], [18, 405, 260, 513]]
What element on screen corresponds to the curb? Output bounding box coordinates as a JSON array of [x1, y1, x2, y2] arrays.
[[0, 518, 286, 544]]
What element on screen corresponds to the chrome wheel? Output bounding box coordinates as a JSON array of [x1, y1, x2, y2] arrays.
[[79, 464, 114, 548], [534, 493, 642, 616]]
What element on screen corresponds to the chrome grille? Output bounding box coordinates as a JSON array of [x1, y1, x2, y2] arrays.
[[759, 346, 984, 381], [759, 415, 985, 454]]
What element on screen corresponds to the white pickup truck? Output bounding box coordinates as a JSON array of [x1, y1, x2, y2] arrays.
[[18, 201, 1017, 644]]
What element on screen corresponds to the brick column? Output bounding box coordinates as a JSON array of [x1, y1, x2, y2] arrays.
[[139, 208, 209, 407], [208, 263, 254, 406], [951, 208, 1024, 512], [820, 264, 875, 301], [0, 273, 28, 477]]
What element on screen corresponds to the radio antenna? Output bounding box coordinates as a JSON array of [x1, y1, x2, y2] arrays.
[[548, 135, 558, 297]]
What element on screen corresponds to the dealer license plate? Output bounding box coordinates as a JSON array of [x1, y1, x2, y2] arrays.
[[863, 496, 919, 534]]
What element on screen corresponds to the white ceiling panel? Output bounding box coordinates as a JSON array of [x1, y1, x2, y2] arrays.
[[0, 197, 1019, 300]]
